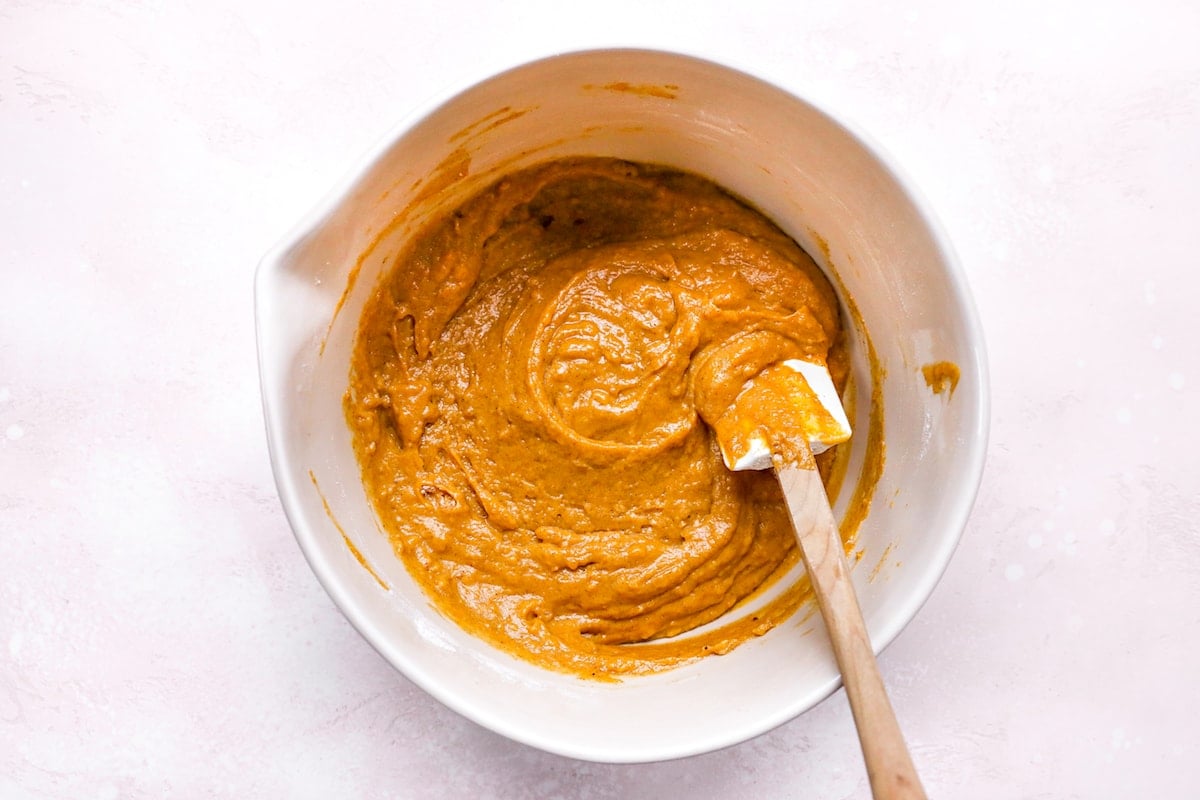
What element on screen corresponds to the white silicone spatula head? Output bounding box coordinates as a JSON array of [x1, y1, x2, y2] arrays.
[[717, 358, 852, 471]]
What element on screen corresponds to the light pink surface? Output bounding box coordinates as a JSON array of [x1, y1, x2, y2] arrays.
[[1, 2, 1197, 797]]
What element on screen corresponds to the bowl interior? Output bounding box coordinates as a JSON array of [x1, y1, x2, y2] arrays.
[[255, 49, 987, 762]]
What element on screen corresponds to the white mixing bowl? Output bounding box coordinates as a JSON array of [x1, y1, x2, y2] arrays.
[[255, 48, 988, 763]]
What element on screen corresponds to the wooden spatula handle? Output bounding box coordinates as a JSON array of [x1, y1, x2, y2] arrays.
[[777, 463, 927, 800]]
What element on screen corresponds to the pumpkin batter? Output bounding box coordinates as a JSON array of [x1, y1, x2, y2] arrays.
[[346, 157, 849, 678]]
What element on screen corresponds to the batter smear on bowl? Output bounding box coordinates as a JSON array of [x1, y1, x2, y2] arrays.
[[346, 157, 850, 678]]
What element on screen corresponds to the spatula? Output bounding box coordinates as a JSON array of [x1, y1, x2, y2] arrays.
[[713, 359, 927, 800]]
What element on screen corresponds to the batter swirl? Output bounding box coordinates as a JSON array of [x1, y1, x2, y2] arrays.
[[346, 157, 846, 677]]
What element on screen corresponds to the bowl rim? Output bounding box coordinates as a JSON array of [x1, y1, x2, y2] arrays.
[[254, 46, 991, 763]]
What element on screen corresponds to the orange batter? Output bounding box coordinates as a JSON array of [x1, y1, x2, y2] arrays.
[[345, 157, 849, 677]]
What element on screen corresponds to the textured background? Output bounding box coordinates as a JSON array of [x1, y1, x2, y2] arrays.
[[2, 1, 1198, 797]]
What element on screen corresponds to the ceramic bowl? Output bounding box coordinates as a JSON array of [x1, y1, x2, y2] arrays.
[[255, 48, 988, 763]]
